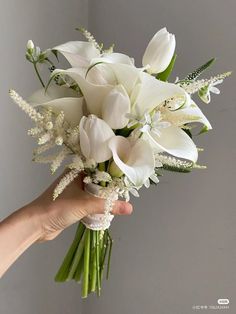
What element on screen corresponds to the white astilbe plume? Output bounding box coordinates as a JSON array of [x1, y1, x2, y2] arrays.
[[9, 90, 43, 122], [28, 127, 43, 137], [68, 155, 84, 171], [33, 141, 55, 155], [50, 147, 71, 174], [53, 169, 79, 200], [78, 27, 102, 51], [33, 154, 58, 164], [38, 133, 51, 145], [179, 72, 231, 94]]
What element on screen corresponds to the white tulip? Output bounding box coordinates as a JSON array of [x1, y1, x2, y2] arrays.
[[79, 115, 115, 163], [102, 85, 130, 129], [142, 27, 176, 74], [108, 136, 155, 186]]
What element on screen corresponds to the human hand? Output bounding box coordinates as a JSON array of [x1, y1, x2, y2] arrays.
[[29, 173, 133, 242]]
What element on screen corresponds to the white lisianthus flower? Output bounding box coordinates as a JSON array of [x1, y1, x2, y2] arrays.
[[142, 27, 176, 74], [79, 115, 114, 163], [108, 136, 155, 186]]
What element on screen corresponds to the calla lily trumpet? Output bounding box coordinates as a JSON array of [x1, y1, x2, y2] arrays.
[[109, 136, 155, 186]]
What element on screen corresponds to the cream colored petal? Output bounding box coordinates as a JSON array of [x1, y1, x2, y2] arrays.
[[53, 41, 100, 67], [109, 136, 155, 186], [146, 125, 198, 162], [42, 97, 84, 127]]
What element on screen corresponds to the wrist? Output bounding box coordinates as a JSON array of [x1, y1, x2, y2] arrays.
[[20, 203, 44, 242]]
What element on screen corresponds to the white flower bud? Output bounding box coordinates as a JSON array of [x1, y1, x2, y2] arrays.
[[79, 115, 114, 163], [27, 40, 34, 52], [142, 27, 176, 74]]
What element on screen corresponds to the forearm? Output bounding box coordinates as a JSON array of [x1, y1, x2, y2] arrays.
[[0, 204, 42, 277]]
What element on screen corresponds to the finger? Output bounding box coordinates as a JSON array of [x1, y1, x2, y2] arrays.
[[111, 201, 133, 215], [83, 196, 133, 216]]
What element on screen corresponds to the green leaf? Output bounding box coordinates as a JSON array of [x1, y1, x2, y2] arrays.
[[184, 58, 216, 81], [156, 54, 177, 82]]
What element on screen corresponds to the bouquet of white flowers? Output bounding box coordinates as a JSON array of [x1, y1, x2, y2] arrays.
[[9, 27, 230, 298]]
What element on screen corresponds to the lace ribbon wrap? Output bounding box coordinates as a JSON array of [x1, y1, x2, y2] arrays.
[[81, 183, 117, 231]]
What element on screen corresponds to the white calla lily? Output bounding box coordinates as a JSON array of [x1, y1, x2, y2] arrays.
[[132, 72, 187, 117], [144, 125, 198, 162], [163, 93, 212, 130], [55, 68, 113, 116], [79, 115, 114, 163], [53, 41, 100, 68], [102, 84, 130, 129], [109, 136, 155, 186], [92, 52, 134, 66], [142, 27, 176, 74], [42, 97, 84, 127], [28, 85, 79, 104]]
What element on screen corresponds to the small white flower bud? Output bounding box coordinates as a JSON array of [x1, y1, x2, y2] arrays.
[[27, 40, 34, 51]]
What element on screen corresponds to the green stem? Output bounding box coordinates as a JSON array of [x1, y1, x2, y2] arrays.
[[96, 231, 101, 296], [106, 232, 113, 280], [67, 228, 87, 280], [55, 223, 85, 282], [33, 62, 45, 88], [82, 229, 91, 298], [100, 231, 109, 282], [73, 252, 84, 282], [90, 231, 97, 292]]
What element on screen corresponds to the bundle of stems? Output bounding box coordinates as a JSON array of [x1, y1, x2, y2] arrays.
[[55, 222, 113, 298]]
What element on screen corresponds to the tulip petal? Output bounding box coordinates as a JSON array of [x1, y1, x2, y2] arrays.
[[79, 115, 114, 163], [53, 41, 100, 67], [145, 125, 198, 162], [142, 27, 176, 74], [132, 72, 186, 117], [42, 97, 84, 127], [109, 136, 155, 186], [102, 85, 131, 129]]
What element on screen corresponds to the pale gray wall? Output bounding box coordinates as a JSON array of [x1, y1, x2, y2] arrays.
[[0, 1, 88, 313], [1, 1, 236, 314], [86, 1, 236, 314]]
